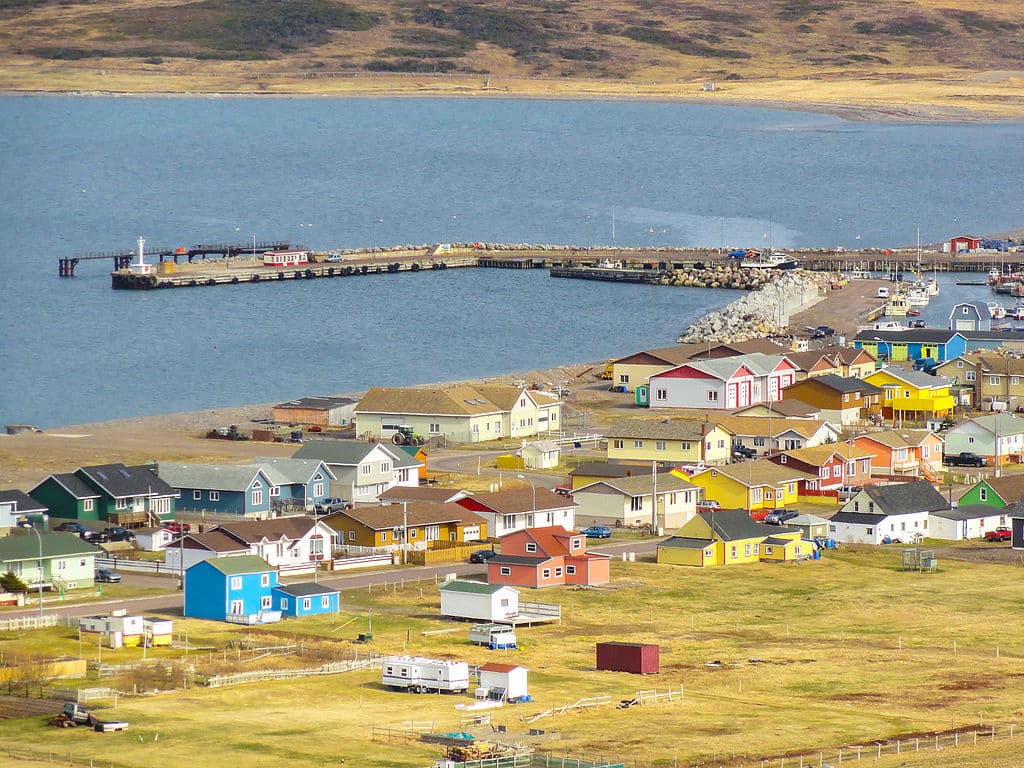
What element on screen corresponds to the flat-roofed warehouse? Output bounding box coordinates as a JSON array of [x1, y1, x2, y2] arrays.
[[273, 396, 357, 428]]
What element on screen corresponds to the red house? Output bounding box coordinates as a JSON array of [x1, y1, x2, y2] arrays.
[[487, 526, 610, 588], [948, 235, 980, 254]]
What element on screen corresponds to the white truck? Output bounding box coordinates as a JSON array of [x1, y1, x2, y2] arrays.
[[382, 656, 470, 694]]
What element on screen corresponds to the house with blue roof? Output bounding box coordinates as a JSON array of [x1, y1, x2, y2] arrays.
[[252, 457, 334, 511], [271, 582, 339, 617], [949, 301, 992, 332], [183, 555, 281, 623], [157, 463, 275, 516]]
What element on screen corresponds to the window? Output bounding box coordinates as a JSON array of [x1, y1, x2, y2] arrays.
[[655, 441, 666, 451], [630, 496, 643, 511], [230, 577, 242, 590], [656, 388, 667, 401], [708, 391, 719, 403], [526, 542, 537, 553], [613, 439, 624, 449], [261, 574, 270, 587], [980, 487, 988, 501], [261, 596, 272, 609], [251, 489, 263, 506], [566, 565, 576, 575], [966, 371, 976, 382], [634, 440, 643, 449], [210, 491, 220, 502], [500, 566, 511, 576]]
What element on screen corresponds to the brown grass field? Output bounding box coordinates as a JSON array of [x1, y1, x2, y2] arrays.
[[0, 0, 1023, 119], [3, 547, 1024, 767]]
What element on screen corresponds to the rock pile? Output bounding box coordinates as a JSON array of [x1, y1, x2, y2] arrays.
[[678, 270, 832, 344]]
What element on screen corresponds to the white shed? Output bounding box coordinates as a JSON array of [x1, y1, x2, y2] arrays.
[[439, 580, 519, 622], [479, 662, 529, 700], [134, 526, 175, 552]]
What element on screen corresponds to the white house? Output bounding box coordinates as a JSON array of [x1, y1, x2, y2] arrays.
[[647, 353, 799, 410], [293, 441, 421, 503], [942, 413, 1024, 466], [828, 481, 948, 544], [455, 487, 575, 538], [929, 505, 1010, 541], [439, 580, 520, 622], [165, 518, 335, 574], [479, 663, 529, 701], [571, 473, 697, 531]]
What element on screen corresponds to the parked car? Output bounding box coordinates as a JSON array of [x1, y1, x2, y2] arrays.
[[469, 549, 497, 564], [984, 527, 1012, 542], [763, 509, 799, 525], [102, 526, 135, 542], [580, 525, 612, 539], [95, 568, 121, 583], [313, 497, 348, 515]]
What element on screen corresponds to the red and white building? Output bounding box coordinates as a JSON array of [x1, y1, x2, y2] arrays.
[[647, 353, 798, 410], [487, 526, 610, 588], [263, 250, 310, 267]]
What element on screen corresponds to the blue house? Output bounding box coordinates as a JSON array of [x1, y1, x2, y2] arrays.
[[157, 463, 275, 516], [253, 457, 335, 511], [271, 582, 340, 617], [183, 555, 280, 622], [949, 301, 992, 332], [854, 330, 967, 364]]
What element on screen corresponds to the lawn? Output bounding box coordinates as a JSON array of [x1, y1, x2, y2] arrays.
[[2, 547, 1024, 767]]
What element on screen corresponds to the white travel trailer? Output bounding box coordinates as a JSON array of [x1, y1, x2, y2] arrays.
[[382, 656, 470, 694]]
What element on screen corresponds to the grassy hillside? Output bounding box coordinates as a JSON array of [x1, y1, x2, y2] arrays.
[[1, 0, 1023, 115]]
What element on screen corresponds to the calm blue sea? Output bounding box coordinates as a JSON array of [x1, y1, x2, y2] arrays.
[[1, 96, 1023, 427]]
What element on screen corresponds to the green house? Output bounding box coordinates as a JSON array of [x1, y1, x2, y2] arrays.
[[958, 475, 1024, 509], [30, 463, 176, 527], [0, 531, 101, 591]]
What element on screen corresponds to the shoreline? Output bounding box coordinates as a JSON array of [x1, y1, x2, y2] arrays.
[[3, 81, 1024, 125]]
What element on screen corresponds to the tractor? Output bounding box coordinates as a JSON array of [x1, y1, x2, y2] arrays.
[[391, 425, 425, 446]]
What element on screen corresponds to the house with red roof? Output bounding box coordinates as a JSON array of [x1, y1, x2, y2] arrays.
[[487, 526, 610, 588]]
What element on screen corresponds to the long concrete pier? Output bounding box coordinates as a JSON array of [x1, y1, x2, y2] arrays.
[[108, 243, 1022, 290]]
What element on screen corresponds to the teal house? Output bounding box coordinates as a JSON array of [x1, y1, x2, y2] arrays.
[[30, 464, 176, 527], [0, 531, 101, 592]]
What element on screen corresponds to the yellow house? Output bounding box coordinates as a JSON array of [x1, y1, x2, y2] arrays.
[[863, 368, 955, 420], [656, 509, 802, 567], [605, 418, 733, 466], [686, 459, 813, 514], [322, 502, 487, 548]]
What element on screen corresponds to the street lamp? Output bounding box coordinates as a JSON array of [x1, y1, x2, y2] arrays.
[[18, 521, 43, 618], [516, 474, 537, 529]]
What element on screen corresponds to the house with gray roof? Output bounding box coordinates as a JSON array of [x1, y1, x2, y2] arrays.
[[30, 463, 176, 528], [572, 472, 698, 531], [829, 480, 948, 544], [645, 353, 800, 410], [0, 530, 101, 592], [157, 463, 277, 517], [292, 440, 421, 504]]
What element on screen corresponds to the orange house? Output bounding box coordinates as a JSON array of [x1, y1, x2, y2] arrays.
[[853, 429, 945, 480], [487, 526, 610, 588]]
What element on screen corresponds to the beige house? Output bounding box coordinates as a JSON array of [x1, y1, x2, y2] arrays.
[[572, 472, 698, 531], [604, 418, 734, 466], [355, 385, 561, 444]]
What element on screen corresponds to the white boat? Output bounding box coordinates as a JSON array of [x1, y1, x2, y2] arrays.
[[906, 283, 930, 307], [850, 269, 872, 280], [987, 301, 1007, 320], [740, 251, 800, 270]]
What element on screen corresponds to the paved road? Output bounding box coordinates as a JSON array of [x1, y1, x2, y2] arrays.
[[2, 538, 663, 621]]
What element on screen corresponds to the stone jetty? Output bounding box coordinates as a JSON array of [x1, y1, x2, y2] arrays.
[[678, 270, 832, 344]]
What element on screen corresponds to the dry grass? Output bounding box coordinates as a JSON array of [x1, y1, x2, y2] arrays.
[[0, 0, 1023, 118], [3, 548, 1024, 766]]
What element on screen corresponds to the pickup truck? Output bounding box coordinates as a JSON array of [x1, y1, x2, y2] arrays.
[[984, 527, 1012, 542], [942, 452, 987, 467]]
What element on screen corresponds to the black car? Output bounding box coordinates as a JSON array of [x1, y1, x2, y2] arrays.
[[469, 549, 497, 564], [102, 526, 135, 542], [763, 509, 799, 525]]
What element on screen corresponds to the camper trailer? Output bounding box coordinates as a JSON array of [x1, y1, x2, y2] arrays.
[[382, 656, 470, 694]]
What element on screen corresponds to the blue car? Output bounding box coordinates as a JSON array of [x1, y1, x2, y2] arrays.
[[580, 525, 612, 539]]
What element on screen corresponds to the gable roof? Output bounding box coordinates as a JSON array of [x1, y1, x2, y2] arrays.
[[603, 418, 719, 441], [862, 481, 948, 515], [0, 531, 100, 561], [199, 555, 273, 576], [77, 463, 175, 499], [787, 374, 883, 395], [329, 502, 486, 530], [157, 462, 270, 493]]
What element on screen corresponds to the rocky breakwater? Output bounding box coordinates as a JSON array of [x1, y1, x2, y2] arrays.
[[678, 270, 832, 344]]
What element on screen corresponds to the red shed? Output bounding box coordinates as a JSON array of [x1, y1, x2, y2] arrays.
[[948, 235, 980, 254], [596, 642, 660, 674]]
